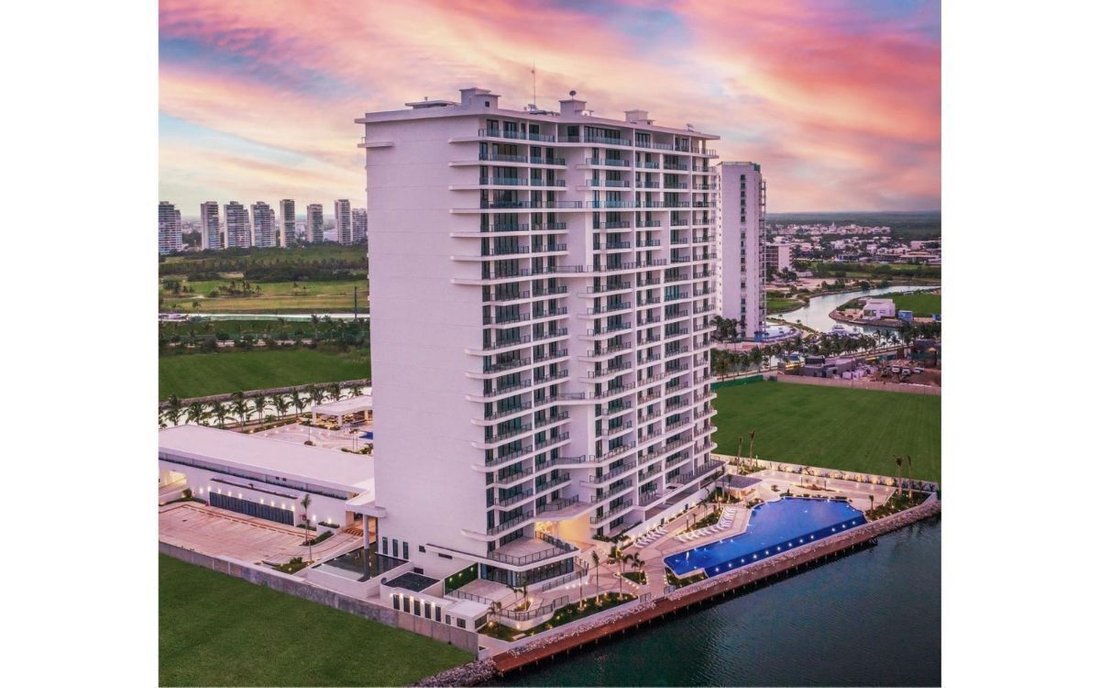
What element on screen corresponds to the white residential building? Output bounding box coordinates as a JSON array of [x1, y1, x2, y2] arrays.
[[352, 208, 368, 246], [158, 201, 182, 255], [715, 162, 766, 340], [764, 242, 792, 275], [306, 203, 324, 244], [280, 199, 296, 247], [251, 201, 277, 248], [335, 199, 353, 245], [200, 201, 222, 250], [224, 201, 252, 249], [357, 87, 723, 587]]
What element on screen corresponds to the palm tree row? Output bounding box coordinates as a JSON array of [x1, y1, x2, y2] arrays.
[[158, 382, 366, 429]]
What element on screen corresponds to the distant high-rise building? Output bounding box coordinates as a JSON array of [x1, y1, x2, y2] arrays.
[[224, 201, 252, 249], [158, 202, 182, 255], [352, 208, 368, 246], [199, 201, 221, 250], [335, 199, 352, 245], [306, 204, 324, 243], [251, 202, 277, 248], [716, 162, 766, 340], [280, 199, 296, 247]]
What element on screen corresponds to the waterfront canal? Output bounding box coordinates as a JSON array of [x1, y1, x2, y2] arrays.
[[496, 517, 940, 687], [774, 284, 939, 334]]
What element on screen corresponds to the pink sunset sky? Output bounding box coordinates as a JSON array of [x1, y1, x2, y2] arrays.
[[159, 0, 940, 215]]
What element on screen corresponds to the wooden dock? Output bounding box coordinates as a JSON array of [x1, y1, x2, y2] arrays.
[[491, 495, 940, 677]]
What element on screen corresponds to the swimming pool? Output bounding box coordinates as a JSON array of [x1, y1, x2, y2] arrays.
[[664, 498, 866, 578]]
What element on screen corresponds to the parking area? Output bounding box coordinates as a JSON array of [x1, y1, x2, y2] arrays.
[[159, 502, 359, 564]]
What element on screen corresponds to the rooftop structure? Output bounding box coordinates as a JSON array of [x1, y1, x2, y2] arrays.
[[335, 199, 352, 245]]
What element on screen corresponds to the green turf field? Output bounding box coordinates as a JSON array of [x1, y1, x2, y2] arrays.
[[159, 554, 470, 686], [159, 349, 371, 400], [889, 292, 941, 317], [713, 382, 940, 482]]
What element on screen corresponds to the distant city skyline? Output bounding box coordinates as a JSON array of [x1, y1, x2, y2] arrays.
[[159, 0, 940, 213]]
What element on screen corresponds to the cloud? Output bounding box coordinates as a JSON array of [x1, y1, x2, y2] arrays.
[[158, 0, 940, 212]]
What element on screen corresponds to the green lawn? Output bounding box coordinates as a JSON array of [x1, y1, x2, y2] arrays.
[[160, 554, 470, 686], [161, 278, 368, 313], [159, 349, 371, 400], [713, 382, 940, 482], [766, 297, 804, 314], [889, 292, 941, 317]]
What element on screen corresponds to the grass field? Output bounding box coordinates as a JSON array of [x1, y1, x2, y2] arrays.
[[713, 382, 940, 482], [161, 244, 368, 272], [159, 554, 470, 686], [766, 297, 804, 314], [161, 278, 368, 313], [889, 292, 941, 317], [159, 349, 371, 399]]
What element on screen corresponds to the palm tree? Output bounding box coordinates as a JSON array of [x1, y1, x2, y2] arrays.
[[629, 553, 645, 585], [272, 395, 289, 419], [186, 401, 207, 426], [350, 383, 363, 397], [327, 382, 342, 402], [868, 494, 875, 514], [300, 494, 313, 562], [231, 392, 249, 427], [308, 385, 324, 406], [590, 550, 601, 601], [747, 430, 757, 465], [895, 456, 904, 492], [166, 394, 182, 426], [250, 395, 267, 424], [211, 401, 229, 428], [608, 548, 625, 597], [290, 388, 306, 417], [906, 455, 914, 500]]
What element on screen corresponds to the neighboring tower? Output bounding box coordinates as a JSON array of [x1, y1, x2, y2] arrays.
[[158, 202, 182, 255], [335, 199, 352, 245], [352, 208, 368, 246], [199, 201, 221, 250], [356, 88, 722, 587], [716, 162, 766, 341], [306, 203, 324, 243], [280, 199, 296, 247], [251, 202, 277, 248], [224, 201, 252, 249]]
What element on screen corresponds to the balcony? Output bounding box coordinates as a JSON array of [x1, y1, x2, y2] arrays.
[[487, 510, 535, 536], [584, 459, 637, 486], [530, 156, 566, 166], [589, 499, 634, 524], [486, 534, 576, 566]]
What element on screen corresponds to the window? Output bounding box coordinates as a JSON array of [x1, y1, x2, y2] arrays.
[[381, 537, 388, 555], [457, 619, 467, 629], [403, 542, 410, 560], [418, 545, 426, 553], [435, 607, 442, 622], [402, 597, 410, 613], [414, 600, 421, 616], [446, 615, 452, 626], [392, 595, 400, 610]]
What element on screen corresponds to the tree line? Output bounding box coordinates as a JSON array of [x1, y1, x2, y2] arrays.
[[159, 382, 367, 428]]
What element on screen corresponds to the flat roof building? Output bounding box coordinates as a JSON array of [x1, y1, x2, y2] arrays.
[[251, 201, 277, 248], [357, 86, 723, 587], [159, 201, 182, 255], [280, 199, 296, 247], [200, 201, 221, 250], [716, 162, 766, 340], [335, 199, 352, 245], [306, 203, 324, 244], [158, 425, 373, 527], [224, 201, 252, 249]]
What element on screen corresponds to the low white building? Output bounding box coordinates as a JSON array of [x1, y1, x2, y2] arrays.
[[158, 425, 374, 530], [862, 298, 896, 319]]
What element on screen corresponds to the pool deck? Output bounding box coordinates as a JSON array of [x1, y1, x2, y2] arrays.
[[489, 493, 940, 678]]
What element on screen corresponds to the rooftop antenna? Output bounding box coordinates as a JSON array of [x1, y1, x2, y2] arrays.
[[531, 63, 537, 107]]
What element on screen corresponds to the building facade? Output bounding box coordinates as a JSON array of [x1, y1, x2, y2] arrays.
[[358, 87, 722, 586], [224, 201, 252, 249], [352, 208, 368, 246], [251, 202, 277, 248], [158, 201, 182, 255], [280, 199, 296, 247], [200, 201, 222, 250], [306, 203, 324, 243], [715, 162, 766, 341], [764, 242, 792, 276], [335, 199, 352, 245]]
